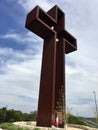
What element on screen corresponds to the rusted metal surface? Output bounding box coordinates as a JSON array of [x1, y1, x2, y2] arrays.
[[25, 5, 77, 127]]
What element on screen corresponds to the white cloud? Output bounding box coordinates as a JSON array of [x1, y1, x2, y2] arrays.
[[0, 46, 42, 112], [0, 31, 42, 43], [66, 50, 98, 116], [18, 0, 53, 12], [0, 94, 38, 112]]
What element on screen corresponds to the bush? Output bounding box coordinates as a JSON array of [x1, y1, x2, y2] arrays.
[[17, 128, 24, 130], [0, 107, 37, 123], [33, 128, 40, 130], [1, 122, 17, 130], [0, 122, 30, 130], [16, 127, 30, 130], [67, 114, 87, 126]]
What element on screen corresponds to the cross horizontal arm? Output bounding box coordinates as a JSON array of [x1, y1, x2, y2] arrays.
[[64, 39, 77, 54], [57, 30, 77, 53], [25, 6, 56, 39]]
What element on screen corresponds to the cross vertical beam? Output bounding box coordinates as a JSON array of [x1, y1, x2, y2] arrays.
[[25, 6, 57, 127], [37, 35, 56, 126], [55, 39, 65, 127]]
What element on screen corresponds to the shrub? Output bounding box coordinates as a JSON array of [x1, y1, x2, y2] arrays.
[[17, 127, 24, 130], [1, 122, 17, 130], [67, 114, 87, 126], [0, 122, 30, 130], [16, 127, 30, 130], [33, 128, 40, 130]]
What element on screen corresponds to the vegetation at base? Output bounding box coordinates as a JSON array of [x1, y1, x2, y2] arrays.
[[0, 122, 30, 130], [67, 113, 87, 126], [80, 117, 98, 128], [0, 107, 37, 123], [33, 128, 40, 130], [0, 122, 41, 130], [0, 106, 98, 129], [67, 113, 98, 128], [94, 111, 98, 123], [0, 123, 15, 130]]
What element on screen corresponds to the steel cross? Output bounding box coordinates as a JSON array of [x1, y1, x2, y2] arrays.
[[25, 5, 77, 127]]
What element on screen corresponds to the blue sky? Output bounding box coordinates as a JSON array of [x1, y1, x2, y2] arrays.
[[0, 0, 98, 117]]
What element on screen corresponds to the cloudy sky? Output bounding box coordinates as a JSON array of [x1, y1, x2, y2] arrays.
[[0, 0, 98, 117]]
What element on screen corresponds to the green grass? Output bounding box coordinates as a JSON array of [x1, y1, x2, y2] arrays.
[[67, 114, 87, 126], [0, 122, 30, 130], [0, 122, 17, 130], [33, 128, 40, 130]]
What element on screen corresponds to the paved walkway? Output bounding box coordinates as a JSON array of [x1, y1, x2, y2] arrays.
[[67, 128, 82, 130], [0, 127, 82, 130]]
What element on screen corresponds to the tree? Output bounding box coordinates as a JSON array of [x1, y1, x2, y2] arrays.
[[0, 107, 7, 122], [0, 107, 37, 122]]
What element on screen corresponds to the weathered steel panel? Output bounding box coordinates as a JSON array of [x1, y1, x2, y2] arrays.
[[25, 5, 77, 128]]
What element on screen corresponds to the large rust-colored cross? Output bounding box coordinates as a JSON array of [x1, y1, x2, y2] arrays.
[[25, 5, 77, 128]]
